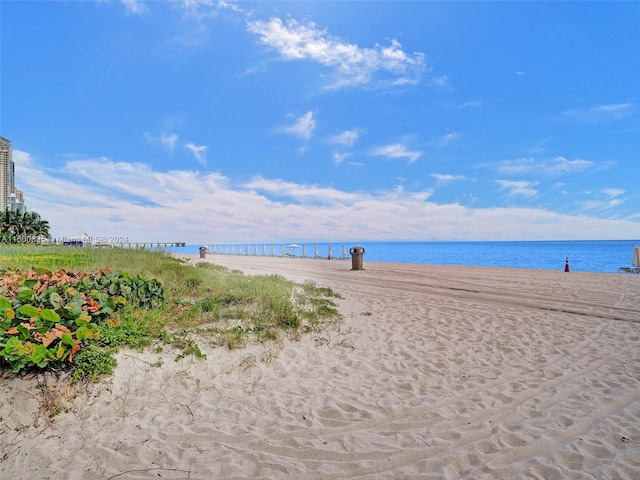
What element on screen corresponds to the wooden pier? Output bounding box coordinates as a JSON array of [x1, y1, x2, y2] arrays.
[[118, 242, 186, 249], [87, 242, 186, 249]]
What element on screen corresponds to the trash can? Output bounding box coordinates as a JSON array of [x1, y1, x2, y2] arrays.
[[199, 246, 207, 258], [349, 245, 365, 270]]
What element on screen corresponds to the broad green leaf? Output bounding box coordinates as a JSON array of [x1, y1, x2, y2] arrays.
[[23, 279, 38, 288], [0, 297, 11, 310], [31, 345, 50, 366], [39, 309, 60, 323], [17, 324, 30, 340], [61, 333, 76, 348], [17, 289, 35, 302], [3, 308, 15, 320], [18, 304, 40, 318], [76, 326, 88, 341], [75, 313, 91, 325], [1, 336, 22, 354]]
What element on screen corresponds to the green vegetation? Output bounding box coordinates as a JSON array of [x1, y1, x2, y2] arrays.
[[0, 209, 50, 243], [0, 246, 342, 381]]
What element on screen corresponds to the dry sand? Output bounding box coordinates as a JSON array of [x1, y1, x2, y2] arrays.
[[1, 255, 639, 479]]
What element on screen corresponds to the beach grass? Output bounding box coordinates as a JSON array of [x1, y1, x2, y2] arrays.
[[0, 245, 342, 381]]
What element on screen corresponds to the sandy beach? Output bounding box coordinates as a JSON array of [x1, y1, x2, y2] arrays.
[[1, 255, 639, 479]]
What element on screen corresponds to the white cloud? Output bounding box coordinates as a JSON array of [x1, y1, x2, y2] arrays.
[[430, 75, 451, 90], [120, 0, 148, 15], [601, 188, 624, 198], [562, 103, 634, 122], [184, 143, 208, 165], [458, 100, 483, 109], [14, 151, 640, 243], [494, 156, 593, 176], [279, 111, 316, 139], [145, 131, 178, 152], [329, 129, 359, 148], [247, 17, 426, 89], [495, 180, 538, 198], [371, 143, 422, 164], [161, 132, 178, 151], [548, 156, 593, 174], [435, 131, 460, 148], [244, 176, 357, 205], [495, 157, 536, 175], [431, 173, 465, 183], [333, 152, 351, 166]]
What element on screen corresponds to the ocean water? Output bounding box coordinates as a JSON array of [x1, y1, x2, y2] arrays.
[[166, 240, 639, 274]]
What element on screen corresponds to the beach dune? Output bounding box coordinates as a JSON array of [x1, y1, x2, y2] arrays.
[[1, 255, 639, 479]]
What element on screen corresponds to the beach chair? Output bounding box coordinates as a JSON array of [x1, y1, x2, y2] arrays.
[[618, 267, 633, 274]]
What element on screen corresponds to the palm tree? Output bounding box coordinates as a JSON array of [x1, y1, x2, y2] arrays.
[[0, 209, 19, 240], [28, 212, 50, 240], [0, 209, 51, 243]]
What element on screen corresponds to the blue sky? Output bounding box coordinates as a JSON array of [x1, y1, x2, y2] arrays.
[[2, 0, 639, 243]]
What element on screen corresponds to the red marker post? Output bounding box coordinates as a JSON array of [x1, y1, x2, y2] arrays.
[[564, 257, 570, 272]]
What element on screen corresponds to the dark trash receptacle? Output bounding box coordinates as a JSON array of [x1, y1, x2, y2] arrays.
[[349, 245, 365, 270], [199, 246, 207, 258]]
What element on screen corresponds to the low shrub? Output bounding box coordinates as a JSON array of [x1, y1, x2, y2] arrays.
[[0, 267, 164, 375]]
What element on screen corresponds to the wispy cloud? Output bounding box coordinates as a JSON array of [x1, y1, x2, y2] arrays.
[[579, 188, 629, 213], [145, 131, 178, 152], [601, 188, 625, 198], [434, 131, 460, 148], [333, 152, 352, 166], [371, 143, 422, 164], [247, 17, 426, 89], [329, 129, 359, 148], [430, 75, 451, 91], [184, 143, 208, 165], [495, 180, 538, 198], [244, 176, 356, 205], [548, 156, 593, 174], [431, 173, 465, 184], [279, 111, 316, 139], [120, 0, 148, 15], [562, 103, 634, 122], [457, 100, 483, 109], [160, 132, 178, 151], [494, 156, 593, 176], [495, 157, 536, 175]]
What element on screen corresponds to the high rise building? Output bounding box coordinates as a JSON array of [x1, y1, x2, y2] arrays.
[[12, 187, 25, 214], [0, 136, 15, 212], [0, 136, 24, 212]]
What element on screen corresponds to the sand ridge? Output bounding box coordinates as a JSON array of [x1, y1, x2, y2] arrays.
[[1, 255, 639, 479]]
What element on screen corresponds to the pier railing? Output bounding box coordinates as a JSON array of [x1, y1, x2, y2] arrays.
[[202, 243, 350, 260]]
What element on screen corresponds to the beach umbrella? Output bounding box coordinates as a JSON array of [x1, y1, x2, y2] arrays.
[[286, 243, 301, 256], [254, 245, 258, 255], [633, 245, 640, 267], [281, 244, 285, 256], [315, 244, 319, 257], [262, 245, 266, 256], [302, 245, 306, 257], [245, 245, 250, 254], [328, 244, 332, 259], [271, 244, 275, 256], [341, 244, 346, 258]]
